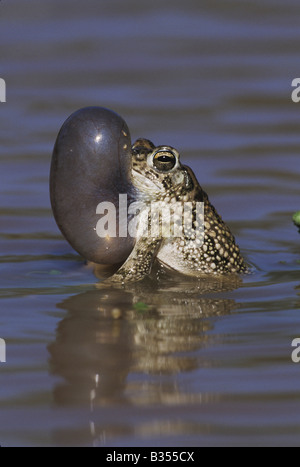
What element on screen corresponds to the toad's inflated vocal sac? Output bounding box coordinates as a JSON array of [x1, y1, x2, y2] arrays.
[[50, 107, 248, 282]]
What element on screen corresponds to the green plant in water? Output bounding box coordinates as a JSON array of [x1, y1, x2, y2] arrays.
[[293, 211, 300, 232], [133, 302, 149, 313]]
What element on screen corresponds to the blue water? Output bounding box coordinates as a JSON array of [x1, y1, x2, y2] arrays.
[[0, 0, 300, 447]]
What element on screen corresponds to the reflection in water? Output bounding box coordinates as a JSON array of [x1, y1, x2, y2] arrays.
[[48, 274, 240, 445]]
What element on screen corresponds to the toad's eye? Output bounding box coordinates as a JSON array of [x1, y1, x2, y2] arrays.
[[152, 149, 177, 172]]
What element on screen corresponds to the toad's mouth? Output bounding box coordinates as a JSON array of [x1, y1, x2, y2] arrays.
[[131, 168, 164, 197]]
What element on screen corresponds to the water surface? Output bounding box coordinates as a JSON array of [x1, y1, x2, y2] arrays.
[[0, 0, 300, 447]]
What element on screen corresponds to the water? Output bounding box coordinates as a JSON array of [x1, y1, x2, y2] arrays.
[[1, 0, 300, 447]]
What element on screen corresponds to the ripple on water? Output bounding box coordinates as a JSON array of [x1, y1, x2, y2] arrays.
[[0, 0, 300, 447]]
